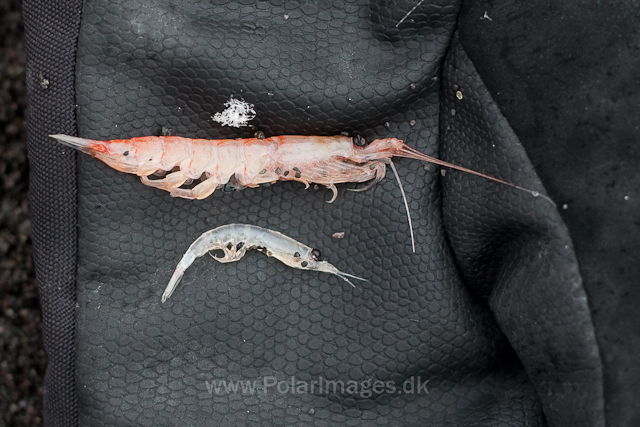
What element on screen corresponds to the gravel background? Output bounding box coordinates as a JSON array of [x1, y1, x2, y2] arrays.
[[0, 0, 46, 425]]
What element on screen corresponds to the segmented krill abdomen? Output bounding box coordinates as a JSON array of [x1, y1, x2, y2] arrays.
[[158, 137, 190, 171], [235, 140, 279, 185], [185, 141, 215, 179], [205, 140, 244, 184]]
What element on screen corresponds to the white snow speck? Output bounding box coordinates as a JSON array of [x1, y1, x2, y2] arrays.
[[212, 98, 256, 128]]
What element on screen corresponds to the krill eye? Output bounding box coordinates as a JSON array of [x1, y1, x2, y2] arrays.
[[353, 134, 368, 147], [311, 248, 322, 261]]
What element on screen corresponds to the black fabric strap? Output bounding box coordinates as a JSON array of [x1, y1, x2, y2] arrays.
[[22, 0, 84, 426]]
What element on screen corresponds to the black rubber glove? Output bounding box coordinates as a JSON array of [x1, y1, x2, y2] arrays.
[[24, 0, 606, 425]]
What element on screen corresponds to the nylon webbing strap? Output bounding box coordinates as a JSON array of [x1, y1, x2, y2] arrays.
[[23, 0, 84, 425]]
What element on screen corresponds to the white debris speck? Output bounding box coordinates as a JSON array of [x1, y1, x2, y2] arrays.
[[212, 98, 256, 128], [624, 195, 630, 200], [482, 11, 493, 21], [562, 204, 569, 210], [283, 14, 289, 20], [38, 75, 49, 89], [332, 232, 345, 239], [456, 90, 463, 100]]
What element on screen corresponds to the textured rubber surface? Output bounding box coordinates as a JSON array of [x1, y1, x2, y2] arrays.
[[457, 2, 640, 425], [441, 36, 604, 426], [25, 0, 605, 425], [22, 0, 83, 426]]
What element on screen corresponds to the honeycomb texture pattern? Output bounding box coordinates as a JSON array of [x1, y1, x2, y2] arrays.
[[67, 0, 602, 425]]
